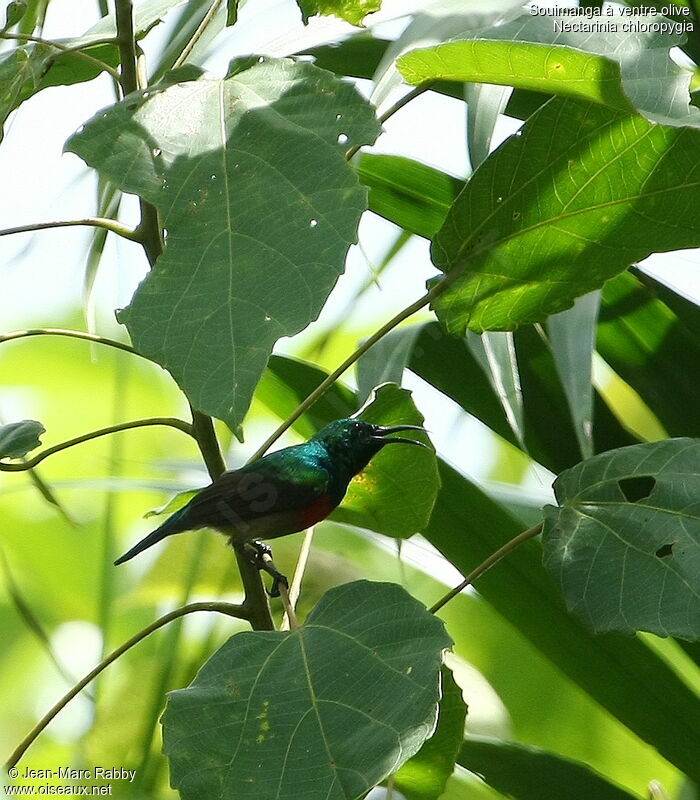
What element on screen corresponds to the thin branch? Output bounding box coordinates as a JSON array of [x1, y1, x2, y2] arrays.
[[0, 217, 141, 242], [429, 522, 544, 614], [0, 32, 120, 83], [0, 418, 194, 472], [172, 0, 223, 70], [0, 327, 140, 356], [345, 84, 433, 161], [4, 601, 250, 770], [249, 269, 458, 462]]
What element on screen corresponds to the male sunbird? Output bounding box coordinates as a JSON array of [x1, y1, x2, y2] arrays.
[[114, 419, 426, 572]]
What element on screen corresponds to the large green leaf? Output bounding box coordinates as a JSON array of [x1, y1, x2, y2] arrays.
[[398, 11, 700, 126], [163, 580, 451, 800], [330, 384, 439, 539], [430, 97, 700, 333], [394, 665, 467, 800], [67, 59, 380, 431], [543, 438, 700, 639], [458, 736, 642, 800], [425, 460, 700, 782], [0, 420, 45, 460], [598, 270, 700, 437]]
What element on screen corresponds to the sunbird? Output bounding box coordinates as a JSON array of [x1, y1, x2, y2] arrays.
[[114, 418, 426, 570]]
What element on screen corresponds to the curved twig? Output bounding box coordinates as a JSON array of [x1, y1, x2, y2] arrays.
[[0, 418, 194, 472], [4, 602, 250, 770], [429, 522, 544, 614]]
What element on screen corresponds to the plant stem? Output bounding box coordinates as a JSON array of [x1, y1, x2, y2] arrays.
[[189, 408, 274, 631], [249, 273, 455, 462], [0, 217, 140, 242], [171, 0, 223, 70], [345, 84, 432, 161], [115, 0, 138, 95], [4, 601, 250, 770], [0, 327, 139, 356], [0, 32, 120, 83], [429, 522, 544, 614], [0, 418, 194, 472]]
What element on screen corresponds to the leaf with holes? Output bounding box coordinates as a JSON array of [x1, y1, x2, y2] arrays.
[[429, 97, 700, 333], [163, 580, 451, 800], [543, 438, 700, 639], [67, 58, 380, 432], [0, 420, 45, 460]]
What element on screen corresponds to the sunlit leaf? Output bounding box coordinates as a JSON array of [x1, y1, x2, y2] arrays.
[[399, 11, 700, 126], [296, 0, 380, 27], [2, 1, 27, 30], [598, 270, 700, 437], [163, 580, 451, 800], [67, 58, 380, 431], [0, 420, 45, 459], [543, 438, 700, 639], [430, 98, 700, 333], [144, 488, 200, 519], [226, 0, 239, 25]]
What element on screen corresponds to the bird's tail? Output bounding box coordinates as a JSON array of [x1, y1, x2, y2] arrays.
[[114, 509, 189, 566]]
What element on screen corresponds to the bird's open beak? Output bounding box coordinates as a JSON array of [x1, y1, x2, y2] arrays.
[[371, 424, 430, 449]]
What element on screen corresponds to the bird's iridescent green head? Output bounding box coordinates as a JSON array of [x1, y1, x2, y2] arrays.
[[313, 418, 427, 480]]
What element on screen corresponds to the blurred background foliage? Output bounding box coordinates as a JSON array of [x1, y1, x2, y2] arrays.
[[1, 0, 700, 798]]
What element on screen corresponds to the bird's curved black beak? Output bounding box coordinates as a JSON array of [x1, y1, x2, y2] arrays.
[[371, 424, 430, 449]]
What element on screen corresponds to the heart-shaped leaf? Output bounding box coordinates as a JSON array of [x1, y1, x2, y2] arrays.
[[67, 58, 380, 431], [163, 580, 452, 800], [543, 438, 700, 639]]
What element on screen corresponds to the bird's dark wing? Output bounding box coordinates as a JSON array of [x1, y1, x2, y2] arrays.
[[180, 452, 331, 532]]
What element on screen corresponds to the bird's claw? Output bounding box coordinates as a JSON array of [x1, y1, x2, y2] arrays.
[[243, 541, 289, 598]]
